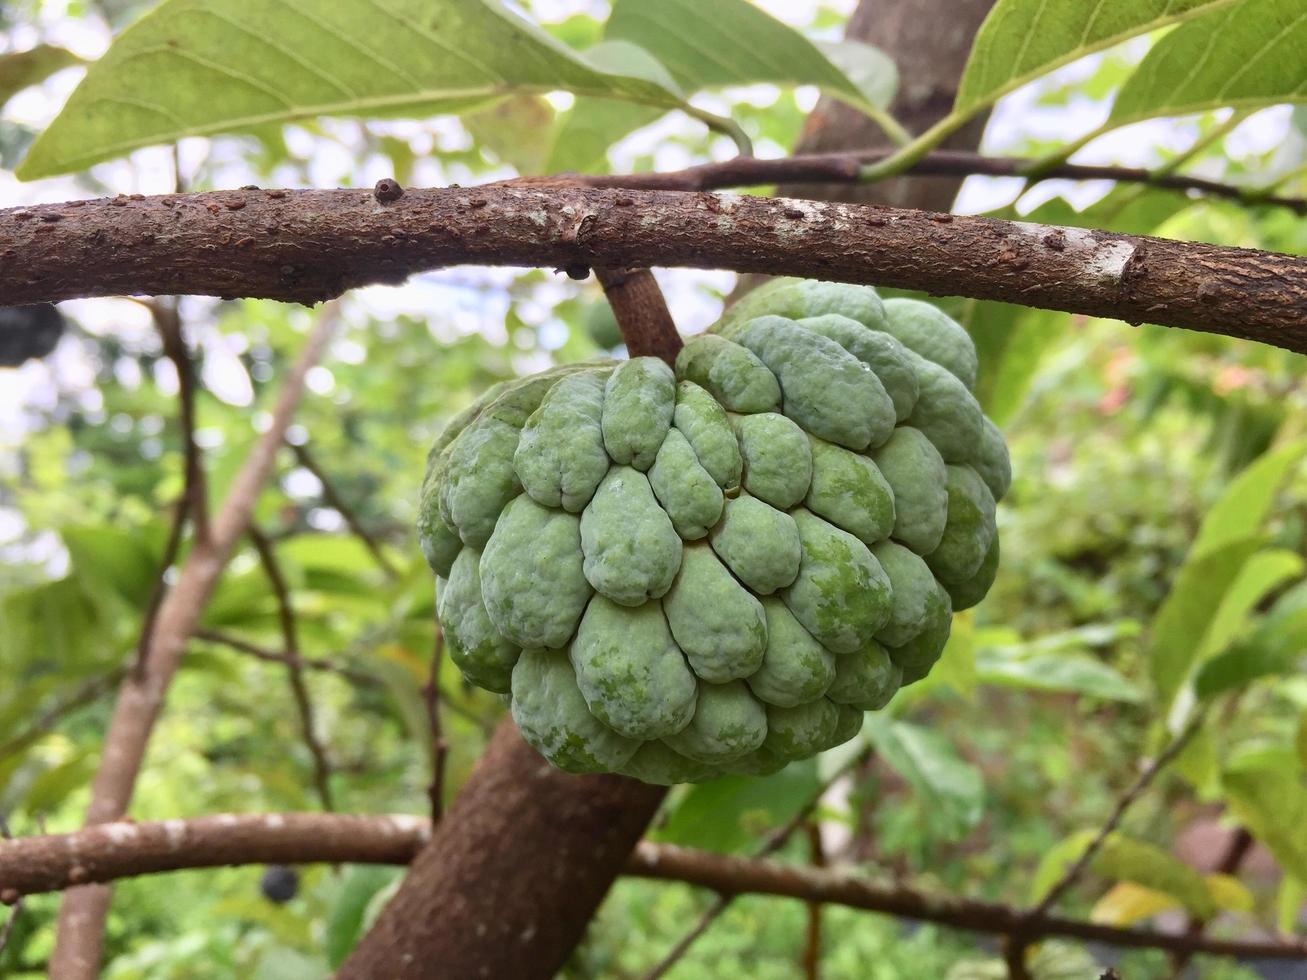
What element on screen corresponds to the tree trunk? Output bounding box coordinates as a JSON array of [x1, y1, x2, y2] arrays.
[[791, 0, 997, 211], [339, 720, 663, 979]]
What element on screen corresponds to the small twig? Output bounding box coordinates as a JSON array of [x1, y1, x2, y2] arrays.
[[1003, 935, 1033, 980], [193, 628, 378, 687], [803, 822, 826, 980], [0, 819, 21, 962], [0, 670, 124, 763], [249, 527, 335, 812], [151, 299, 209, 543], [421, 621, 449, 823], [1029, 710, 1209, 920], [642, 749, 871, 980], [287, 441, 397, 578]]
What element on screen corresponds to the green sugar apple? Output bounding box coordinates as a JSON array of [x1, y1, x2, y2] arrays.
[[418, 279, 1010, 785]]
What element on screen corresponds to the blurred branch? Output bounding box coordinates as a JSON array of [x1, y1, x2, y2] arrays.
[[7, 187, 1305, 354], [249, 526, 335, 812], [421, 622, 449, 823], [194, 629, 380, 687], [0, 670, 124, 764], [49, 302, 341, 980], [6, 814, 1307, 962], [642, 749, 870, 980], [287, 441, 397, 578], [803, 822, 826, 980], [1028, 710, 1208, 919], [131, 492, 190, 679], [1170, 826, 1255, 977]]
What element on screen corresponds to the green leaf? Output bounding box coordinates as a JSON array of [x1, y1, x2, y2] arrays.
[[464, 95, 554, 173], [544, 41, 677, 174], [0, 44, 84, 109], [814, 39, 898, 110], [61, 524, 163, 609], [23, 751, 97, 815], [1148, 537, 1263, 708], [1199, 549, 1304, 658], [1033, 830, 1214, 917], [17, 0, 681, 180], [1110, 0, 1307, 126], [1191, 439, 1305, 560], [325, 866, 401, 968], [863, 716, 984, 838], [975, 650, 1144, 703], [654, 761, 819, 854], [1223, 764, 1307, 881], [1278, 873, 1305, 934], [605, 0, 868, 106], [966, 302, 1066, 426], [954, 0, 1235, 116], [1195, 605, 1307, 698]]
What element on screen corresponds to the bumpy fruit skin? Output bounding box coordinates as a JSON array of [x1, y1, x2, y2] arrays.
[[419, 282, 1008, 784]]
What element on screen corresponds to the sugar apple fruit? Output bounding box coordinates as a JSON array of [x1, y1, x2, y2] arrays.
[[418, 279, 1010, 784]]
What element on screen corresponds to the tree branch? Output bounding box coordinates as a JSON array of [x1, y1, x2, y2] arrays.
[[421, 622, 448, 823], [286, 441, 397, 578], [248, 525, 335, 813], [5, 186, 1304, 353], [595, 266, 682, 365], [192, 628, 380, 687], [6, 813, 1307, 962], [0, 670, 124, 764], [48, 303, 341, 980]]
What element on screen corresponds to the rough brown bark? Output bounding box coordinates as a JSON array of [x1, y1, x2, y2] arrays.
[[7, 814, 1307, 963], [789, 0, 996, 211], [339, 720, 665, 979], [48, 307, 340, 980], [4, 186, 1304, 353], [596, 266, 683, 364]]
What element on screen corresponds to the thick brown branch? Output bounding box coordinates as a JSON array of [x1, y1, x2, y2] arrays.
[[248, 526, 335, 813], [5, 187, 1304, 353], [340, 719, 665, 979], [6, 813, 1307, 962], [49, 304, 340, 980]]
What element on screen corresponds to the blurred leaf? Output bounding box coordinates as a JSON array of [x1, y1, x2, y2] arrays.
[[1149, 538, 1263, 708], [1195, 605, 1307, 698], [1192, 438, 1304, 561], [18, 0, 682, 179], [654, 761, 819, 853], [61, 524, 162, 609], [1223, 765, 1307, 881], [1205, 872, 1255, 913], [863, 715, 984, 837], [23, 750, 96, 814], [605, 0, 870, 106], [1110, 0, 1307, 127], [0, 576, 103, 670], [929, 610, 978, 696], [1090, 881, 1179, 926], [0, 44, 84, 109], [464, 95, 554, 173], [545, 40, 678, 173], [954, 0, 1234, 115], [1278, 873, 1305, 934], [1199, 549, 1304, 659], [325, 865, 402, 968], [966, 303, 1065, 426], [1034, 830, 1214, 917], [813, 39, 897, 109], [975, 650, 1143, 702]]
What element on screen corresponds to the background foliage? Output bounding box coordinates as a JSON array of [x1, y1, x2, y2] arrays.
[[1, 0, 1306, 976]]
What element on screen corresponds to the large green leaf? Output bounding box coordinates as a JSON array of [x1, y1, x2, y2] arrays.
[[1223, 764, 1307, 882], [975, 650, 1144, 703], [325, 866, 402, 968], [17, 0, 681, 180], [605, 0, 869, 107], [954, 0, 1235, 116], [1110, 0, 1307, 126], [1198, 549, 1304, 659], [1191, 438, 1305, 559], [0, 44, 84, 109], [1195, 605, 1307, 698], [1148, 537, 1263, 708], [61, 524, 163, 609], [654, 761, 820, 854], [863, 716, 984, 838]]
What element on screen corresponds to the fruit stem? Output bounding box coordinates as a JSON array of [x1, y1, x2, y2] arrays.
[[595, 267, 683, 366]]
